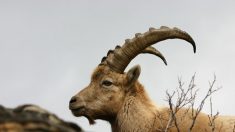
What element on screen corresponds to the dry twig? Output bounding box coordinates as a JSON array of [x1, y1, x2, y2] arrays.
[[163, 74, 220, 132]]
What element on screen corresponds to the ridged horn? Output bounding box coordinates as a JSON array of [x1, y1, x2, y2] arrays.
[[105, 26, 196, 73], [100, 46, 167, 65]]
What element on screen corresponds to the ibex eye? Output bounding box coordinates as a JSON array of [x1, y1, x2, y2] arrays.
[[102, 80, 113, 87]]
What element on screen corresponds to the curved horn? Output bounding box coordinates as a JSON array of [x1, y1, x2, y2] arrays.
[[142, 46, 167, 65], [100, 46, 167, 66], [106, 26, 196, 73]]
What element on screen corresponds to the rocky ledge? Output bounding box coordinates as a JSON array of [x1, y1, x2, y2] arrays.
[[0, 104, 82, 132]]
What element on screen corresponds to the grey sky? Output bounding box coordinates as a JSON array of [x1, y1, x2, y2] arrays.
[[0, 0, 235, 131]]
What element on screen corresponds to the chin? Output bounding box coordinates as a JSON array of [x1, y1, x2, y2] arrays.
[[70, 108, 84, 117], [71, 109, 96, 125]]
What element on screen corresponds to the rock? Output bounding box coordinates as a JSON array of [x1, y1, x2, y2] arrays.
[[0, 104, 82, 132]]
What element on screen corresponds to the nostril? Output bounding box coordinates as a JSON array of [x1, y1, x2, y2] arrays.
[[70, 97, 77, 104]]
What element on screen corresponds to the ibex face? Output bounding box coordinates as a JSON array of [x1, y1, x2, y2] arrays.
[[69, 65, 141, 124], [69, 26, 196, 124]]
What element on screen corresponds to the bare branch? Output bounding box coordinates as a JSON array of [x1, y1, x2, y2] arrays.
[[189, 75, 220, 131], [207, 97, 219, 132], [163, 74, 220, 132], [165, 74, 198, 132]]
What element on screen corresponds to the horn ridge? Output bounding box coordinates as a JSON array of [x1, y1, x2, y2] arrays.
[[100, 26, 196, 73]]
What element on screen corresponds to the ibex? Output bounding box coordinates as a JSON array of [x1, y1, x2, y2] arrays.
[[69, 26, 235, 132]]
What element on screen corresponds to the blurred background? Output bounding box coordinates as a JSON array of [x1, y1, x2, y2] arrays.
[[0, 0, 235, 131]]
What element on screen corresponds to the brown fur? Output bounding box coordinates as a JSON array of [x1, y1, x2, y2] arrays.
[[70, 65, 235, 132]]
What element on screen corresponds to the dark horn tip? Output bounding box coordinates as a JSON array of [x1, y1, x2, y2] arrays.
[[159, 56, 167, 66], [193, 46, 196, 53], [186, 36, 196, 53], [163, 59, 168, 66], [190, 39, 196, 53], [173, 27, 196, 53], [157, 54, 168, 66]]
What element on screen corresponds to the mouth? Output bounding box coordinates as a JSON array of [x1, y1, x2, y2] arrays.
[[69, 105, 95, 125], [69, 105, 85, 116], [69, 105, 96, 125]]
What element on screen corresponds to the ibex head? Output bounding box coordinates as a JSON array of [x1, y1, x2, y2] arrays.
[[69, 26, 196, 124]]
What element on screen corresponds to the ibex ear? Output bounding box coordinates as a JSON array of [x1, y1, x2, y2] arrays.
[[126, 65, 141, 87]]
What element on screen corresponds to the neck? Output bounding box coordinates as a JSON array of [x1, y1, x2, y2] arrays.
[[110, 83, 158, 132]]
